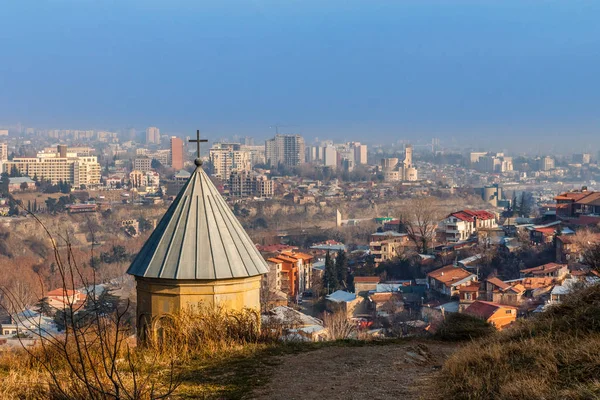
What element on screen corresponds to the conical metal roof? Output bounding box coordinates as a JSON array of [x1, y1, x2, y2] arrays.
[[127, 163, 269, 280]]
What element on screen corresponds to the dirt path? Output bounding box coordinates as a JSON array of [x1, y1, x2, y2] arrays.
[[252, 341, 457, 400]]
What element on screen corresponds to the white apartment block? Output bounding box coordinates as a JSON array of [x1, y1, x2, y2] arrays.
[[209, 143, 251, 179], [1, 146, 100, 187], [439, 210, 497, 243]]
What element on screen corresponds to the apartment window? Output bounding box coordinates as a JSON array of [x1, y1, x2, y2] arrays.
[[505, 309, 512, 314], [465, 293, 471, 300]]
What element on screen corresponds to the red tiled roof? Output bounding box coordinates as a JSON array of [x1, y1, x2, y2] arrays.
[[486, 277, 510, 291], [464, 301, 516, 320], [520, 263, 567, 275], [449, 209, 495, 222], [427, 265, 474, 287], [47, 288, 79, 297], [555, 192, 593, 201]]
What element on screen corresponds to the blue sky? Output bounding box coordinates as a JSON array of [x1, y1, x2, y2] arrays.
[[1, 0, 599, 151]]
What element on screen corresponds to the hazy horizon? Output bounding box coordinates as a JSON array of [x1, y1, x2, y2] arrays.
[[2, 1, 600, 153]]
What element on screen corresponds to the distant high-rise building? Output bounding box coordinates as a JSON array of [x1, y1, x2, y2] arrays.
[[0, 129, 8, 137], [323, 145, 337, 168], [209, 143, 251, 179], [265, 134, 305, 167], [146, 127, 160, 144], [349, 142, 368, 165], [573, 153, 591, 165], [0, 143, 8, 162], [539, 156, 555, 171], [170, 137, 184, 170]]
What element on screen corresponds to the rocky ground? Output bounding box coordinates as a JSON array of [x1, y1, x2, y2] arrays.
[[252, 341, 458, 400]]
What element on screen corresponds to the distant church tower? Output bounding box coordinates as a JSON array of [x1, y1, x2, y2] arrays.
[[127, 132, 269, 338]]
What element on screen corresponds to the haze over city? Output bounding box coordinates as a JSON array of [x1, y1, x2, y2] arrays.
[[2, 0, 600, 153]]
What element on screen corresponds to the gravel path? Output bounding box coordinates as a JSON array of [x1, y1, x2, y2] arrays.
[[252, 341, 457, 400]]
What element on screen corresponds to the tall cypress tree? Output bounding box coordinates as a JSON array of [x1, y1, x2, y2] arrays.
[[335, 250, 348, 290], [323, 251, 338, 294]]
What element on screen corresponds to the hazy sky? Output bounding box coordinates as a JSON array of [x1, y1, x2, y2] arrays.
[[1, 0, 600, 151]]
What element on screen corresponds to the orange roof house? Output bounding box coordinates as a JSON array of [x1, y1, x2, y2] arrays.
[[520, 263, 568, 279], [463, 300, 517, 330], [427, 265, 477, 297]]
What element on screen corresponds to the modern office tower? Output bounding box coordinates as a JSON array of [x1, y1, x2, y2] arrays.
[[265, 134, 305, 167]]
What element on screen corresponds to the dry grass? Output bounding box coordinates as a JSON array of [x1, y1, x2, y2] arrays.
[[437, 284, 600, 400], [0, 306, 282, 399]]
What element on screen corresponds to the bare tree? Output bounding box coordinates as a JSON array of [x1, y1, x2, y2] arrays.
[[322, 310, 355, 340], [400, 197, 444, 254], [570, 228, 600, 271], [0, 211, 179, 399]]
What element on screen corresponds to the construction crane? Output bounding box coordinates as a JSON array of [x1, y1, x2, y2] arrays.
[[269, 124, 297, 135]]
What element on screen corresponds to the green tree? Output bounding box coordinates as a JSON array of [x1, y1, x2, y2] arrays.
[[0, 173, 9, 195], [35, 297, 54, 317], [520, 191, 531, 217], [45, 198, 57, 213], [323, 251, 338, 294], [335, 250, 348, 290], [511, 192, 519, 216]]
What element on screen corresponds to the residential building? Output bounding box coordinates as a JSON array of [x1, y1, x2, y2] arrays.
[[229, 170, 273, 198], [0, 143, 7, 162], [438, 210, 497, 243], [369, 232, 411, 264], [349, 142, 368, 165], [538, 156, 555, 171], [1, 146, 100, 187], [0, 129, 8, 137], [7, 177, 35, 192], [471, 152, 513, 172], [457, 280, 481, 311], [130, 170, 160, 188], [146, 126, 160, 144], [209, 143, 251, 179], [555, 188, 600, 218], [325, 290, 361, 319], [463, 301, 517, 330], [47, 288, 87, 310], [483, 277, 525, 305], [354, 276, 381, 295], [240, 144, 266, 165], [573, 153, 592, 165], [265, 134, 305, 167], [323, 145, 337, 168], [170, 137, 184, 170], [427, 265, 477, 296], [520, 263, 569, 279], [133, 157, 153, 172]]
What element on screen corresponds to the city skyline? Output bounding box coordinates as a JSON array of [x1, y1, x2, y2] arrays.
[[2, 1, 600, 153]]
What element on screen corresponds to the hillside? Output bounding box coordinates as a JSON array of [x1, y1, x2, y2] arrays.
[[437, 283, 600, 399]]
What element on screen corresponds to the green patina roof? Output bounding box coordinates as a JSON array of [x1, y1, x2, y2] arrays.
[[127, 163, 269, 280]]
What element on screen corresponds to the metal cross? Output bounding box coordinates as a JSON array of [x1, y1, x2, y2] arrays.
[[189, 129, 208, 159]]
